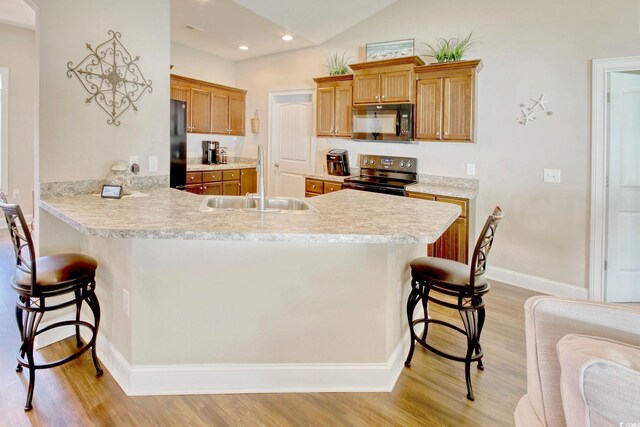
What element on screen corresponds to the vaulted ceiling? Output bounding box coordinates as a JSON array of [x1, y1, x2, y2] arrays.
[[171, 0, 398, 61], [0, 0, 35, 29]]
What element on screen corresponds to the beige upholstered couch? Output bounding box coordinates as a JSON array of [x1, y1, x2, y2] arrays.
[[515, 296, 640, 427]]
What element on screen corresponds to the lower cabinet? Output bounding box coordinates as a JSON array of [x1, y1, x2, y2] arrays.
[[407, 192, 475, 264], [186, 168, 257, 196], [305, 177, 343, 197], [240, 168, 257, 195]]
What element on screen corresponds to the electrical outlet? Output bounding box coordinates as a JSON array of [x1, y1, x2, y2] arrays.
[[149, 156, 158, 172], [12, 189, 20, 200], [122, 289, 130, 316], [129, 155, 139, 166], [543, 169, 561, 183], [466, 164, 476, 176]]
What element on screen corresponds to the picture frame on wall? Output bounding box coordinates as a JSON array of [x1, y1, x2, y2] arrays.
[[366, 39, 415, 62]]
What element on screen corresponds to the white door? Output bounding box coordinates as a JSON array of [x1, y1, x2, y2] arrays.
[[606, 71, 640, 302], [270, 92, 313, 197]]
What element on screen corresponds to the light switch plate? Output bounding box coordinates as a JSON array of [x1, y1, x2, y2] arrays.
[[149, 156, 158, 172], [543, 169, 561, 183], [466, 164, 476, 176]]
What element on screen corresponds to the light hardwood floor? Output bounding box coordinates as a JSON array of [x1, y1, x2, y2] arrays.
[[0, 235, 539, 426]]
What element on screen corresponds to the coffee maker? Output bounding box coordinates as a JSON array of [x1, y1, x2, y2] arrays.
[[202, 141, 220, 164], [327, 149, 350, 176]]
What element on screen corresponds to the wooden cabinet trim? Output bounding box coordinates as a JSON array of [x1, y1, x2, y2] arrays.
[[349, 56, 425, 71], [313, 74, 354, 84], [414, 59, 482, 75], [171, 74, 247, 95]]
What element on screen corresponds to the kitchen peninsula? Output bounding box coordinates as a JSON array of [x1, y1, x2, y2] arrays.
[[40, 188, 459, 395]]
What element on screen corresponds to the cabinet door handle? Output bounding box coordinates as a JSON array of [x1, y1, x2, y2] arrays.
[[381, 95, 386, 99], [436, 132, 440, 136], [444, 132, 449, 136], [375, 95, 379, 99]]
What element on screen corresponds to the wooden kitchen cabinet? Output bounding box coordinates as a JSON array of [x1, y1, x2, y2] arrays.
[[415, 60, 482, 143], [170, 75, 247, 136], [222, 181, 240, 196], [304, 177, 343, 197], [349, 56, 425, 105], [313, 75, 353, 138], [212, 89, 246, 136], [240, 168, 257, 195], [407, 192, 475, 264], [202, 182, 222, 195], [190, 88, 212, 133], [186, 184, 203, 195], [185, 168, 256, 197]]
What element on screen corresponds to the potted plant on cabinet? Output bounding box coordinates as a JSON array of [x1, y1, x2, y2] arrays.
[[423, 32, 476, 63], [322, 52, 353, 76]]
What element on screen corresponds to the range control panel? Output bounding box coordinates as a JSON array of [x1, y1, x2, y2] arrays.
[[359, 155, 418, 173]]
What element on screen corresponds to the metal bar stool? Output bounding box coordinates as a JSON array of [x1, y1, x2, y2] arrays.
[[0, 194, 103, 411], [404, 206, 504, 401]]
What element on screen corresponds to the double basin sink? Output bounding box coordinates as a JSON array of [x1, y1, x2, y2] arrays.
[[200, 195, 318, 214]]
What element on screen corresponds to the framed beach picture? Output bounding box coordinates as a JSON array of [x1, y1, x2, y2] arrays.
[[366, 39, 415, 62]]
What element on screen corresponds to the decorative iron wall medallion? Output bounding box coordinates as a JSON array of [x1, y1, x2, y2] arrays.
[[67, 30, 153, 126]]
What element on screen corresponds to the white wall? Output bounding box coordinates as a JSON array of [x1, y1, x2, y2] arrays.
[[235, 0, 640, 289], [34, 0, 170, 183], [171, 42, 235, 87], [0, 23, 34, 214]]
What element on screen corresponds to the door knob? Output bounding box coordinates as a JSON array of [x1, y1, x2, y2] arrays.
[[275, 163, 280, 167]]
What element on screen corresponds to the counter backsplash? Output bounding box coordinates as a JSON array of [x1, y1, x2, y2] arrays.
[[187, 156, 257, 165], [41, 175, 169, 199]]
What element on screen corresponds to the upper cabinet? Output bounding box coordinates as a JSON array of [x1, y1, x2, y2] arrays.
[[414, 60, 482, 143], [349, 56, 425, 105], [313, 75, 353, 138], [170, 75, 247, 136]]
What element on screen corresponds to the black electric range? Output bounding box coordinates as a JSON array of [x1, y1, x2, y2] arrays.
[[343, 155, 417, 197]]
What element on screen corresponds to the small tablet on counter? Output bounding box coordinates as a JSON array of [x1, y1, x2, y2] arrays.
[[101, 185, 123, 199]]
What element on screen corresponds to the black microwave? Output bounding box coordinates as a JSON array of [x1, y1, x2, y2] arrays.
[[352, 104, 413, 142]]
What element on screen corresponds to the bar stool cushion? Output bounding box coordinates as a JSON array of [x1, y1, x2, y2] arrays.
[[410, 256, 489, 291], [13, 253, 97, 288]]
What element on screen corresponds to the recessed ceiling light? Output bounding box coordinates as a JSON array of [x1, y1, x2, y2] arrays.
[[282, 35, 293, 41], [239, 45, 249, 51]]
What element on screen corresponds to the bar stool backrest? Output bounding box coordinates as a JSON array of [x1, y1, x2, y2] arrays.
[[469, 206, 504, 290], [0, 193, 36, 294]]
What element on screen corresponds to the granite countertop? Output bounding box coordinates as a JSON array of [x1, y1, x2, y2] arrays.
[[187, 162, 256, 172], [40, 188, 460, 244], [305, 173, 357, 183], [406, 183, 478, 200]]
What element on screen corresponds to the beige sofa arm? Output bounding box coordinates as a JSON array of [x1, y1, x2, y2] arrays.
[[523, 296, 640, 427], [557, 334, 640, 427]]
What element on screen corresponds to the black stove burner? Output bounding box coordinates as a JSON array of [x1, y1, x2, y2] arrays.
[[343, 176, 416, 197]]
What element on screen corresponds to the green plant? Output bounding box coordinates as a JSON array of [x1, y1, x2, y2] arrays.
[[423, 32, 476, 63], [322, 52, 353, 76]]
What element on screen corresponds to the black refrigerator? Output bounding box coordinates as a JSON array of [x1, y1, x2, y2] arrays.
[[170, 100, 187, 190]]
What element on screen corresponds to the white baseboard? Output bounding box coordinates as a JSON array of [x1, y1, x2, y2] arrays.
[[97, 332, 410, 396], [486, 266, 589, 299]]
